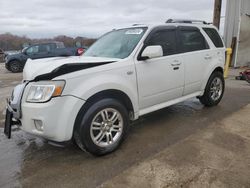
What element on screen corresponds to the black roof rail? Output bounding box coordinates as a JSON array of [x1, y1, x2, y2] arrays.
[[166, 19, 210, 25]]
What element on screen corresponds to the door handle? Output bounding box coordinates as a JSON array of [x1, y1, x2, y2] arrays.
[[171, 62, 181, 66], [204, 55, 212, 60], [171, 60, 181, 66]]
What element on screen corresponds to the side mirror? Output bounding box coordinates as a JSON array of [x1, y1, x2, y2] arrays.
[[22, 50, 27, 55], [22, 48, 28, 55], [140, 45, 163, 60]]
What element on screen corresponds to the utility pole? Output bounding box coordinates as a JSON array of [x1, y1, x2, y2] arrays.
[[213, 0, 222, 29]]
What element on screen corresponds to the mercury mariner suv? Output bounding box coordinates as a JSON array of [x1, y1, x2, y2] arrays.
[[5, 19, 226, 155]]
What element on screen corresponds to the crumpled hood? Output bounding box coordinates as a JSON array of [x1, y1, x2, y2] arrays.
[[23, 56, 120, 80]]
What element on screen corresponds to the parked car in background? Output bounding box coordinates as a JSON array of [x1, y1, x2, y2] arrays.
[[0, 48, 5, 63], [5, 42, 86, 72]]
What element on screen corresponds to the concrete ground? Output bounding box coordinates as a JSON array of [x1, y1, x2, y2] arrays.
[[0, 64, 250, 188]]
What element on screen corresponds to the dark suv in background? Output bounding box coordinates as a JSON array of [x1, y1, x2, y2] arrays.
[[5, 41, 86, 73]]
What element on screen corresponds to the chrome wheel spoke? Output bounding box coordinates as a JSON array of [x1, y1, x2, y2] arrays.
[[92, 122, 102, 130], [92, 127, 102, 130], [95, 131, 105, 143], [104, 110, 109, 121], [210, 87, 216, 93], [113, 124, 122, 129], [101, 111, 107, 121], [216, 78, 220, 86], [111, 128, 121, 133], [106, 132, 113, 144], [110, 112, 118, 122]]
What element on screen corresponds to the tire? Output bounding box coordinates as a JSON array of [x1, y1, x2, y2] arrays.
[[199, 71, 225, 107], [235, 76, 242, 80], [8, 60, 22, 73], [73, 98, 129, 156], [246, 76, 250, 84]]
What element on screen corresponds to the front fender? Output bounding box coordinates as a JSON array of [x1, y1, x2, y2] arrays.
[[7, 56, 26, 65], [62, 72, 139, 115]]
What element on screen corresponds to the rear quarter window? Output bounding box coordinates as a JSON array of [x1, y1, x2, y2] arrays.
[[203, 28, 224, 48]]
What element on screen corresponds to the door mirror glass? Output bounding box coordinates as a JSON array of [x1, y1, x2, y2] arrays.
[[140, 45, 163, 60]]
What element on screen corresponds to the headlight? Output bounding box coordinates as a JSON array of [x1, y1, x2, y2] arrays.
[[26, 80, 65, 103]]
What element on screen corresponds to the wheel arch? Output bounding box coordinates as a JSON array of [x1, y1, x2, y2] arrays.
[[212, 66, 223, 74], [7, 58, 21, 64], [73, 89, 135, 137], [201, 65, 224, 90], [6, 58, 20, 67], [84, 89, 134, 115]]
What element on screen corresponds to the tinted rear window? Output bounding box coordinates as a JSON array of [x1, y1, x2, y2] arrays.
[[203, 28, 224, 48], [179, 30, 208, 53]]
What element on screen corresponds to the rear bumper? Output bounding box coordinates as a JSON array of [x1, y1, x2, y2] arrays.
[[20, 95, 85, 142]]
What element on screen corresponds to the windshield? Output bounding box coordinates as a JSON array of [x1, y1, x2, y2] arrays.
[[84, 27, 147, 59]]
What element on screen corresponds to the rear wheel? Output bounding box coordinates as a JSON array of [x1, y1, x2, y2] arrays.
[[8, 60, 22, 73], [199, 71, 225, 107], [246, 76, 250, 84], [73, 98, 129, 156]]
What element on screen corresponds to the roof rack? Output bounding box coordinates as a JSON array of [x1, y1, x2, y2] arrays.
[[132, 23, 145, 26], [166, 19, 210, 25]]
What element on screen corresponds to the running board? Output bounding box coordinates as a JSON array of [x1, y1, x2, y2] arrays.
[[139, 92, 202, 116]]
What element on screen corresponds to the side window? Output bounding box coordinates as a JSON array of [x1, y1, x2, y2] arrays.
[[39, 44, 55, 53], [26, 46, 39, 55], [203, 28, 224, 48], [146, 29, 177, 56], [39, 44, 49, 53], [179, 30, 208, 53], [49, 43, 57, 50], [56, 42, 65, 48]]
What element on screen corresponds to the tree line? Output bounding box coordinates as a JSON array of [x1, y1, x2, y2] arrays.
[[0, 33, 97, 51]]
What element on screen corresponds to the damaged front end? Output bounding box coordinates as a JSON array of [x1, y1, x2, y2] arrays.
[[4, 82, 27, 138]]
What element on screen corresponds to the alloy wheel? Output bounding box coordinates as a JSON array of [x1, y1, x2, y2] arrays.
[[90, 108, 123, 147]]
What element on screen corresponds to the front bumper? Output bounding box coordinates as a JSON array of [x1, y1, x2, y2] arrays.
[[20, 95, 85, 142], [5, 82, 85, 142]]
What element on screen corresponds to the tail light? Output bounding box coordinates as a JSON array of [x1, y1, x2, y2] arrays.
[[77, 48, 85, 55]]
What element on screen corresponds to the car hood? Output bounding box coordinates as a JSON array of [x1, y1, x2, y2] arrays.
[[23, 56, 120, 81], [6, 53, 23, 61]]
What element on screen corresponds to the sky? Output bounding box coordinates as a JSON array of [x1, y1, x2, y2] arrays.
[[0, 0, 226, 38]]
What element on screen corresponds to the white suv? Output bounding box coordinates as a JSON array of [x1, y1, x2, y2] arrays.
[[5, 20, 226, 155]]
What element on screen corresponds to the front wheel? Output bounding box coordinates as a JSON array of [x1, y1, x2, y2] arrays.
[[199, 71, 225, 107], [8, 60, 22, 73], [73, 98, 129, 156]]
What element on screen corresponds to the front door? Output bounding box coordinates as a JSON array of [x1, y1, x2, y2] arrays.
[[26, 44, 51, 59], [136, 27, 184, 110]]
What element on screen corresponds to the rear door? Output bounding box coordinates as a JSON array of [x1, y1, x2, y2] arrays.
[[136, 26, 184, 110], [177, 26, 211, 95], [202, 27, 225, 66]]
